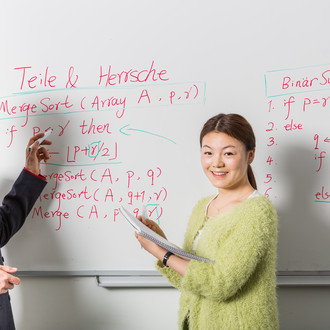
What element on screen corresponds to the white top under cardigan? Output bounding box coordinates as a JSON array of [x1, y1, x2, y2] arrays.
[[192, 190, 261, 252]]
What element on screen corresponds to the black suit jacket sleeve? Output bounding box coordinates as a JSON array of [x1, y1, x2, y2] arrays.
[[0, 170, 47, 330], [0, 169, 47, 248]]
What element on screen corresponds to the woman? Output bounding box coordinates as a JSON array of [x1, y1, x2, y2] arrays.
[[136, 113, 278, 329]]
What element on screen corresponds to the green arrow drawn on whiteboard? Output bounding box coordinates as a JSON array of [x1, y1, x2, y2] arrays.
[[119, 124, 176, 144]]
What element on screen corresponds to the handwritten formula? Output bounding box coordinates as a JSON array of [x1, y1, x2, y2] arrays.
[[0, 61, 206, 231], [264, 63, 330, 204]]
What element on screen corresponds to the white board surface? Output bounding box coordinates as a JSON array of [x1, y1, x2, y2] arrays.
[[1, 0, 330, 271]]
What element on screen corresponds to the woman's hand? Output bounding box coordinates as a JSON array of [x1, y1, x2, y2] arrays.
[[135, 232, 164, 253], [137, 216, 167, 239], [135, 216, 190, 277], [135, 216, 167, 257], [25, 133, 52, 175]]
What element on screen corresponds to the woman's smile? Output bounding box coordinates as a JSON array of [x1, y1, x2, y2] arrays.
[[211, 171, 227, 177]]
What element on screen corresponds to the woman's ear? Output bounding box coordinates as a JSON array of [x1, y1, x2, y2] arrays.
[[248, 148, 256, 164]]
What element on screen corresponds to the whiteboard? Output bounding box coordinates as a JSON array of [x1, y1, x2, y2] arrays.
[[1, 0, 330, 271]]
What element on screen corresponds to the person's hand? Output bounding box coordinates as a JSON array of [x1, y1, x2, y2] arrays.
[[137, 217, 167, 239], [135, 217, 167, 257], [135, 231, 160, 251], [25, 133, 52, 175], [0, 265, 20, 294]]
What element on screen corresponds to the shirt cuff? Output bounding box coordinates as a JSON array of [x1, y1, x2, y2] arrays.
[[23, 167, 47, 181]]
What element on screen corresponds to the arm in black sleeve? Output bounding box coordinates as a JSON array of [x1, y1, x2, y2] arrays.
[[0, 169, 47, 248]]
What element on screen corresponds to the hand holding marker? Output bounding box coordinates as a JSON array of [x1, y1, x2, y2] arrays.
[[29, 128, 53, 151]]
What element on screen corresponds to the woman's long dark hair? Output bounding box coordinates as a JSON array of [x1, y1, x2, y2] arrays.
[[200, 113, 257, 189]]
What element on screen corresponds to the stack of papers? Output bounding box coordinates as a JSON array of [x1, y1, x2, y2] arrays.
[[119, 206, 214, 263]]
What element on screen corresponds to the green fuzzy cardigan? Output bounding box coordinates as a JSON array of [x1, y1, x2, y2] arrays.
[[157, 195, 278, 330]]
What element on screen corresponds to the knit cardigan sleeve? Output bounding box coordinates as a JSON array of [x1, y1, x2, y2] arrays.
[[156, 197, 211, 289], [157, 196, 277, 301]]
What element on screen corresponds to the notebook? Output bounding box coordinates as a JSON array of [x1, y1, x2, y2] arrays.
[[119, 206, 214, 263]]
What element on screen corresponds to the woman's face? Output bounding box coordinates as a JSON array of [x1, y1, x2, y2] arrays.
[[200, 131, 255, 191]]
